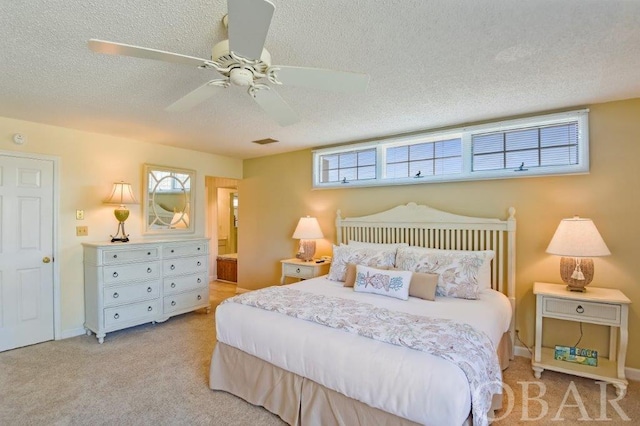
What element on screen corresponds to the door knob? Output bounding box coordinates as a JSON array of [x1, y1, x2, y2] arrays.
[[42, 257, 51, 263]]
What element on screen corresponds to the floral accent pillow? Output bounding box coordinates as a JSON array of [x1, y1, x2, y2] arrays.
[[395, 247, 494, 300], [353, 264, 412, 300], [327, 244, 397, 282]]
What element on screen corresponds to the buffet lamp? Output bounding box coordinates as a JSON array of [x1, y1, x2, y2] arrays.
[[104, 181, 138, 243], [546, 216, 610, 292], [292, 216, 324, 261]]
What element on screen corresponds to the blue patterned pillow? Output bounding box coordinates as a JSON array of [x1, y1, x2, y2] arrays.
[[353, 264, 412, 300]]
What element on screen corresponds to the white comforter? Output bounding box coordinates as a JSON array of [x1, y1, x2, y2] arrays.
[[215, 277, 512, 426]]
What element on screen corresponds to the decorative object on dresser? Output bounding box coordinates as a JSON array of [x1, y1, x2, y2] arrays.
[[292, 216, 324, 261], [546, 216, 610, 292], [83, 238, 210, 343], [280, 258, 331, 285], [531, 282, 630, 397], [104, 181, 138, 243]]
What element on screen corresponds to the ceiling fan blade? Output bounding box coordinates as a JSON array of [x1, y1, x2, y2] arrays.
[[250, 87, 299, 126], [270, 66, 370, 93], [88, 39, 210, 68], [227, 0, 275, 59], [166, 80, 229, 112]]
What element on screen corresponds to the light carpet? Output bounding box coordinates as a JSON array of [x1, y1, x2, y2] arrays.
[[0, 303, 637, 425]]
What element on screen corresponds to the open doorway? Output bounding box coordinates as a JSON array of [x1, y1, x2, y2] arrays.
[[205, 177, 239, 302]]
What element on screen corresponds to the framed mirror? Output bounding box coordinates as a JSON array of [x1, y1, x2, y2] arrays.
[[143, 164, 195, 235]]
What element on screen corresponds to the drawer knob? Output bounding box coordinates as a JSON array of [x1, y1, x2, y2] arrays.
[[296, 268, 301, 273], [171, 301, 176, 306], [197, 295, 202, 300], [170, 265, 175, 270], [171, 283, 176, 288], [197, 247, 201, 251], [147, 267, 152, 273], [113, 254, 117, 259], [114, 313, 120, 319], [147, 251, 151, 255], [197, 278, 201, 283], [112, 272, 119, 278], [113, 292, 119, 299], [147, 287, 152, 293], [197, 261, 201, 266], [148, 306, 153, 312], [171, 249, 175, 253], [576, 305, 584, 314]]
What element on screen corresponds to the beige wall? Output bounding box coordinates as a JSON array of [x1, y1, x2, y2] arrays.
[[1, 116, 242, 336], [239, 98, 640, 369]]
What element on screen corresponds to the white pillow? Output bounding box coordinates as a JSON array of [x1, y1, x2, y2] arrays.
[[353, 264, 412, 300], [327, 244, 397, 282], [395, 247, 494, 300], [347, 241, 409, 250]]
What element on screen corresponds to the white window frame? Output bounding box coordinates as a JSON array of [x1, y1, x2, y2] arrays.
[[312, 109, 589, 189]]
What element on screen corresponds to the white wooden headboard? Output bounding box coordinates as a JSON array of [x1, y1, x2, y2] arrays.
[[336, 202, 516, 352]]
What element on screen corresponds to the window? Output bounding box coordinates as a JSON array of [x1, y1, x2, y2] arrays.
[[312, 110, 588, 189]]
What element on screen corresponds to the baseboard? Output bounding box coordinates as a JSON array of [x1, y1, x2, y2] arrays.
[[513, 344, 639, 382], [58, 327, 86, 340]]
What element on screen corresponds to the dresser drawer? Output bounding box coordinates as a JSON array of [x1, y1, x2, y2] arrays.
[[103, 281, 161, 307], [104, 261, 161, 285], [542, 296, 621, 325], [164, 273, 207, 295], [163, 242, 208, 258], [163, 255, 208, 277], [163, 288, 208, 314], [283, 263, 315, 279], [104, 299, 160, 328], [103, 247, 159, 265]]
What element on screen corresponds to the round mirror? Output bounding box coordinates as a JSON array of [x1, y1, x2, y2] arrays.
[[143, 165, 195, 234]]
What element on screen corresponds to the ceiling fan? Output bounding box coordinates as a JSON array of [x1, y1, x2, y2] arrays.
[[88, 0, 369, 126]]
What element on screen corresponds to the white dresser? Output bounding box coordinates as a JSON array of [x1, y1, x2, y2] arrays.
[[83, 238, 210, 343]]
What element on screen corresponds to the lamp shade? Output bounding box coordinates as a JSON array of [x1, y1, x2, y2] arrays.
[[292, 216, 324, 239], [104, 182, 138, 205], [546, 216, 610, 257]]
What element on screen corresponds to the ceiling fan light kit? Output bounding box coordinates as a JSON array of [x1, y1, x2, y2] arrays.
[[88, 0, 369, 126]]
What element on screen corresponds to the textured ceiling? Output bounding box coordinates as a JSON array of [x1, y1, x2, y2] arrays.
[[2, 0, 640, 159]]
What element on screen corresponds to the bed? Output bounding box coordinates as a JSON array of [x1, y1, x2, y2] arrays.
[[210, 203, 516, 426]]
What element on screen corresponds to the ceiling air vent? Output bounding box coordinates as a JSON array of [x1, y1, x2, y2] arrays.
[[252, 138, 279, 145]]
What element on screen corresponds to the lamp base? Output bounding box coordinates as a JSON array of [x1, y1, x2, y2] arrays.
[[110, 221, 130, 243], [560, 257, 594, 292], [296, 240, 316, 262]]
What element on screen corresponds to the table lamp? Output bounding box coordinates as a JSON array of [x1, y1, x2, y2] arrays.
[[546, 216, 610, 292], [104, 181, 138, 242], [292, 216, 324, 261]]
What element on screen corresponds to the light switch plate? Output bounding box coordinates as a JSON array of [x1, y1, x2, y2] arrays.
[[76, 210, 84, 220], [76, 226, 88, 236]]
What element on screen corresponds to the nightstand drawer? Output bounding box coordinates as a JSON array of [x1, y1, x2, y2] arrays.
[[283, 263, 315, 279], [542, 296, 621, 325]]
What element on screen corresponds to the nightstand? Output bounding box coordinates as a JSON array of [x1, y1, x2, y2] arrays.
[[532, 282, 630, 397], [280, 258, 331, 284]]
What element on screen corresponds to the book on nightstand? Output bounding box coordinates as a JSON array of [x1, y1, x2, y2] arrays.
[[554, 345, 598, 366]]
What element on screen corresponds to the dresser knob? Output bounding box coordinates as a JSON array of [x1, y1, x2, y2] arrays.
[[147, 267, 152, 273], [197, 295, 202, 300], [197, 261, 201, 266], [171, 283, 176, 288], [576, 305, 584, 314], [170, 265, 175, 270], [113, 292, 119, 299], [197, 247, 201, 251], [147, 252, 151, 255], [171, 249, 175, 253], [197, 278, 201, 283], [148, 306, 153, 312], [147, 287, 152, 293], [114, 313, 119, 319], [113, 254, 117, 259], [112, 272, 119, 278], [296, 268, 301, 273], [171, 301, 176, 306]]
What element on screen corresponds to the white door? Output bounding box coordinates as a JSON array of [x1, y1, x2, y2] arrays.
[[0, 154, 54, 351]]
